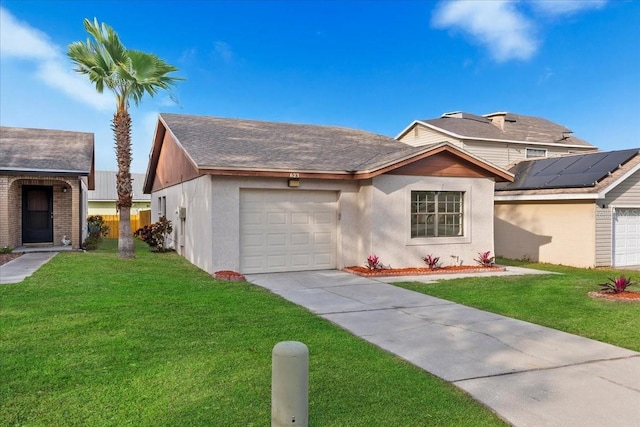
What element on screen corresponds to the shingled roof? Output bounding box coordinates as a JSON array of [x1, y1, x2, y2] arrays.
[[144, 114, 513, 192], [402, 111, 594, 147], [159, 113, 427, 173], [0, 126, 94, 174]]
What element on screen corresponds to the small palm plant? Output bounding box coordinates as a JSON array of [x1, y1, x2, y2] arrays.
[[600, 276, 635, 293], [474, 251, 495, 267], [422, 254, 440, 269], [366, 254, 382, 270]]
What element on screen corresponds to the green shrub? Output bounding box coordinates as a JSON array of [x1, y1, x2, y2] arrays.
[[84, 215, 110, 251], [134, 216, 173, 252]]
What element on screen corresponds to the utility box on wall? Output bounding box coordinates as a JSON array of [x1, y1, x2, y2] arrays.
[[178, 207, 186, 219]]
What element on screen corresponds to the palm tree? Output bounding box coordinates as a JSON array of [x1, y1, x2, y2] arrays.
[[68, 18, 182, 258]]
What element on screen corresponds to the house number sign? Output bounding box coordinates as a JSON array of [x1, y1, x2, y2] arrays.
[[289, 173, 300, 178]]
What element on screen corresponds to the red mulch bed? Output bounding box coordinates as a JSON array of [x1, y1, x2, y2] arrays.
[[0, 253, 21, 267], [213, 270, 246, 282], [344, 265, 507, 277], [588, 291, 640, 302]]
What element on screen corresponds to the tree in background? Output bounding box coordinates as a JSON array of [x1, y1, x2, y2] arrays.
[[68, 18, 182, 258]]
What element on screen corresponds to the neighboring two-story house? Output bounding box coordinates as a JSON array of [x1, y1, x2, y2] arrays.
[[396, 111, 638, 268], [396, 111, 598, 168]]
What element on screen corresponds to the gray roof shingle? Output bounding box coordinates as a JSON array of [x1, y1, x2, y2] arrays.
[[422, 112, 594, 147], [0, 126, 94, 173], [160, 113, 426, 173]]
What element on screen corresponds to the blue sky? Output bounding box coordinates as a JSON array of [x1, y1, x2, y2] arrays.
[[1, 0, 639, 173]]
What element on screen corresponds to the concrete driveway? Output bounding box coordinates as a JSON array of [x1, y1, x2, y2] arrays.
[[246, 270, 640, 427]]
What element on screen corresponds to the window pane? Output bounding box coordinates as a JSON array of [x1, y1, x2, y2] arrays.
[[411, 191, 464, 238]]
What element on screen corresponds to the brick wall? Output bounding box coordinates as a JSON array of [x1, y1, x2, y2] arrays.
[[1, 175, 81, 249]]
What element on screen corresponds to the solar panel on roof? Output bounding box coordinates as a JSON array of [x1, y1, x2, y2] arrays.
[[498, 148, 638, 191]]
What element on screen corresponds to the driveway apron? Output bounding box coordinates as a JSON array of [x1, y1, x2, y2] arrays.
[[246, 270, 640, 427]]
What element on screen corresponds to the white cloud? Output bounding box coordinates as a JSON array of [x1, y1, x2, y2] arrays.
[[432, 0, 538, 62], [213, 41, 233, 63], [432, 0, 608, 62], [0, 7, 112, 111], [529, 0, 607, 16]]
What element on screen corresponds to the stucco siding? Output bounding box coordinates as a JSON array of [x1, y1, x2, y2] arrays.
[[153, 176, 361, 274], [370, 175, 496, 268], [495, 202, 596, 267]]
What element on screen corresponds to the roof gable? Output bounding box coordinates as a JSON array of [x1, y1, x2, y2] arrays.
[[386, 150, 505, 179]]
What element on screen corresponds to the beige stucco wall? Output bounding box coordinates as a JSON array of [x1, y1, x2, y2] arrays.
[[495, 201, 596, 267], [152, 174, 498, 274], [370, 175, 496, 268]]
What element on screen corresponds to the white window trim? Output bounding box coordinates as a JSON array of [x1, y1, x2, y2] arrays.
[[525, 147, 548, 159], [405, 184, 472, 246]]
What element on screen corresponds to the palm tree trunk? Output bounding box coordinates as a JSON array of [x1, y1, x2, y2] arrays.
[[113, 109, 135, 258]]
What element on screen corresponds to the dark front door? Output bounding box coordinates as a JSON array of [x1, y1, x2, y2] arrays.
[[22, 186, 53, 243]]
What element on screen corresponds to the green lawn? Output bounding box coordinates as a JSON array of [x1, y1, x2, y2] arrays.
[[395, 258, 640, 352], [1, 239, 505, 426]]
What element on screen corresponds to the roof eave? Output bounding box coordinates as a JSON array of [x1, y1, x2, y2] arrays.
[[407, 121, 595, 149], [0, 167, 92, 175]]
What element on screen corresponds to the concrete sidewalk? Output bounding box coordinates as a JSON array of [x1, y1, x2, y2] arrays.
[[0, 252, 58, 284], [246, 269, 640, 427]]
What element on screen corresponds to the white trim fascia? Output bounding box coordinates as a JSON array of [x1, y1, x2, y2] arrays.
[[395, 120, 421, 139], [402, 121, 595, 149], [596, 162, 640, 199], [494, 193, 598, 202]]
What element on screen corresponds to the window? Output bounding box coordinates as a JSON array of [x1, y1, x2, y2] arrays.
[[158, 196, 166, 218], [411, 191, 464, 238], [526, 148, 547, 159]]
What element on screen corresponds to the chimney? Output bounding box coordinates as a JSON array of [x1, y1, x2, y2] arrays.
[[485, 112, 508, 131]]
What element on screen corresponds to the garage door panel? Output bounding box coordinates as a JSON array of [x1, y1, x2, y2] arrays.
[[267, 233, 286, 246], [291, 233, 310, 246], [242, 233, 263, 247], [267, 212, 287, 225], [240, 190, 337, 273], [291, 253, 310, 267], [242, 212, 264, 225], [292, 212, 310, 224], [266, 254, 287, 270], [314, 212, 333, 224], [314, 232, 332, 245]]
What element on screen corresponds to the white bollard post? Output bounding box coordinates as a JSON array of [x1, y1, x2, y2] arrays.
[[271, 341, 308, 427]]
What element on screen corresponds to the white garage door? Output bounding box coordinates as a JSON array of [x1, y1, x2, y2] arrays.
[[614, 208, 640, 267], [240, 190, 338, 274]]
